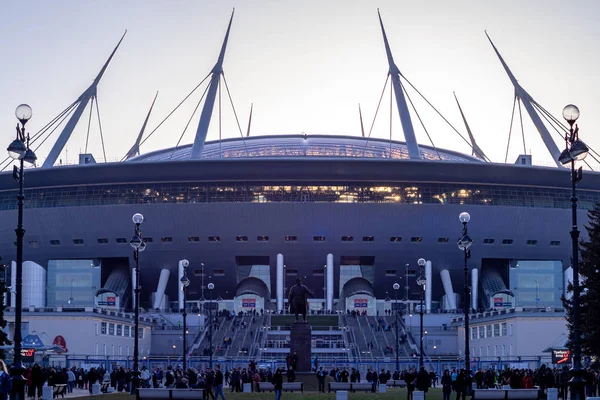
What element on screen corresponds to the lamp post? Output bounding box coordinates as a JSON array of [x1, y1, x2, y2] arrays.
[[558, 104, 588, 400], [129, 213, 145, 394], [7, 104, 37, 400], [180, 260, 190, 372], [393, 282, 400, 372], [457, 212, 473, 388], [208, 282, 215, 368], [416, 258, 427, 368]]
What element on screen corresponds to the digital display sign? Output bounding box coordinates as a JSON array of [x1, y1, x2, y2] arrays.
[[21, 348, 35, 363], [551, 349, 572, 365], [354, 299, 368, 308], [242, 298, 256, 308]]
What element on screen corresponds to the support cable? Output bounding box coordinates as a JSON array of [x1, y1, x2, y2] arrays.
[[84, 97, 95, 154], [94, 96, 108, 162], [135, 73, 211, 151], [218, 74, 222, 158], [517, 98, 526, 155], [389, 76, 393, 158], [169, 83, 211, 159], [400, 75, 481, 158], [362, 73, 390, 156], [222, 73, 248, 155], [505, 95, 517, 163], [400, 81, 441, 160]]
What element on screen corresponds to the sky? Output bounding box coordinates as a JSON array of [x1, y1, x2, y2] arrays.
[[0, 0, 599, 168]]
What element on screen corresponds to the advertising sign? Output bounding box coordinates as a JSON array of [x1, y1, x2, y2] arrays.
[[106, 296, 116, 306], [551, 349, 571, 365], [21, 348, 35, 363], [493, 297, 512, 308], [242, 298, 256, 308], [354, 299, 368, 308]]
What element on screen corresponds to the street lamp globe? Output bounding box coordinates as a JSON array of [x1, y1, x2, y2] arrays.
[[15, 104, 32, 124], [180, 276, 190, 287], [7, 139, 26, 160], [181, 259, 190, 268], [393, 283, 400, 291], [23, 148, 37, 165], [207, 283, 215, 290], [132, 213, 144, 225], [417, 258, 426, 267], [130, 235, 142, 249], [459, 212, 471, 223], [562, 104, 580, 124]]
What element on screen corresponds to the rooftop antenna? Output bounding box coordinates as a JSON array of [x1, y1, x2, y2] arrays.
[[486, 31, 562, 167], [358, 104, 365, 137], [378, 10, 420, 159], [246, 103, 253, 137], [190, 9, 235, 158], [124, 91, 159, 160], [453, 92, 489, 161], [42, 31, 127, 168]]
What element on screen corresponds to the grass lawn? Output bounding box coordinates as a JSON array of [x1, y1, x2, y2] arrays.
[[80, 388, 445, 400]]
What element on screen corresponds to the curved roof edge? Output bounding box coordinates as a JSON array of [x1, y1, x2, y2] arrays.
[[128, 134, 483, 163]]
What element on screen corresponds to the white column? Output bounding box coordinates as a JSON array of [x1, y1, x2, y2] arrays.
[[131, 268, 137, 309], [425, 260, 432, 313], [564, 267, 573, 301], [23, 261, 46, 308], [440, 269, 456, 310], [178, 260, 185, 311], [326, 253, 334, 311], [153, 269, 170, 310], [471, 268, 479, 312], [276, 254, 284, 312], [11, 261, 16, 308]]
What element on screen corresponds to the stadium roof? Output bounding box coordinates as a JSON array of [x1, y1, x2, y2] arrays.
[[127, 134, 482, 163]]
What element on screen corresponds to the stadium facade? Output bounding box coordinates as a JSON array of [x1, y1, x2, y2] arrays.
[[0, 11, 597, 317]]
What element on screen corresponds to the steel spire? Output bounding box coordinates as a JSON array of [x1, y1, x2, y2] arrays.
[[125, 92, 159, 160], [453, 92, 488, 161], [42, 31, 126, 168], [485, 31, 562, 167], [378, 10, 420, 159], [190, 9, 235, 159]]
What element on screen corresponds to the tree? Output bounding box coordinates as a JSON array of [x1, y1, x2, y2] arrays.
[[563, 203, 600, 357], [0, 262, 11, 359]]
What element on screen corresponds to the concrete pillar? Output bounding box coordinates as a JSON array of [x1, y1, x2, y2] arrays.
[[153, 269, 170, 310], [131, 268, 137, 309], [471, 268, 479, 312], [440, 269, 456, 310], [276, 254, 284, 312], [326, 254, 334, 311], [178, 260, 185, 311], [425, 260, 432, 313], [564, 267, 573, 301], [23, 261, 46, 307]]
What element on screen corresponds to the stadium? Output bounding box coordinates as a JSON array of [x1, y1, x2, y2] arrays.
[[0, 12, 597, 365]]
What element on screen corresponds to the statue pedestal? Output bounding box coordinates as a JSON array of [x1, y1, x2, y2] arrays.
[[290, 321, 312, 372]]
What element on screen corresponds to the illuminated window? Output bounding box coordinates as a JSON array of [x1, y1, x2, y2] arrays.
[[257, 236, 269, 242], [362, 236, 375, 242], [341, 236, 354, 242], [411, 237, 423, 243], [236, 236, 248, 242], [208, 236, 220, 242], [390, 237, 402, 242]]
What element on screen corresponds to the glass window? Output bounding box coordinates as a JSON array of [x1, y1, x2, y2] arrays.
[[138, 328, 143, 339], [494, 324, 500, 337], [502, 323, 507, 336], [116, 324, 122, 336], [108, 323, 114, 335], [124, 326, 130, 337], [101, 322, 107, 335], [471, 327, 477, 340], [487, 325, 492, 337], [479, 326, 485, 338]]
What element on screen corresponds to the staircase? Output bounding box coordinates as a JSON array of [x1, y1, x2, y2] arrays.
[[346, 314, 373, 361], [224, 314, 249, 357]]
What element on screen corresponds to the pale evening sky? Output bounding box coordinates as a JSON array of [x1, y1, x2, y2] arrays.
[[0, 0, 599, 168]]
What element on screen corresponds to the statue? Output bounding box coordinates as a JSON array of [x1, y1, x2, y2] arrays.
[[287, 277, 315, 322]]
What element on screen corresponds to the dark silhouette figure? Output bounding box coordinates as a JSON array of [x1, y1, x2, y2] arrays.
[[287, 278, 315, 321]]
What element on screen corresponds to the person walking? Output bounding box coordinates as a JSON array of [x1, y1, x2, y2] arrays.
[[214, 365, 226, 400], [272, 369, 283, 400], [441, 370, 453, 400], [316, 367, 326, 393]]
